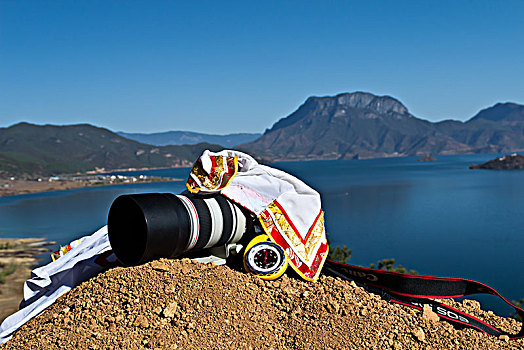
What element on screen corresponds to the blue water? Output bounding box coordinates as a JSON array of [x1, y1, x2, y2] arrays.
[[1, 154, 522, 316]]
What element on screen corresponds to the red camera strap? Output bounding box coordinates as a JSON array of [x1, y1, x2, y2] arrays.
[[324, 259, 524, 339]]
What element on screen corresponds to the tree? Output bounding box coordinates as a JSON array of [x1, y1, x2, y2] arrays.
[[327, 240, 416, 274], [370, 258, 417, 275], [511, 298, 524, 321], [327, 239, 352, 264]]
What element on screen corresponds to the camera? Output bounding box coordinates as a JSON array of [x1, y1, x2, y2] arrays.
[[107, 192, 251, 266]]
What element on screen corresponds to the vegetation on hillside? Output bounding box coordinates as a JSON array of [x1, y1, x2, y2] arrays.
[[0, 264, 17, 286], [0, 122, 225, 177]]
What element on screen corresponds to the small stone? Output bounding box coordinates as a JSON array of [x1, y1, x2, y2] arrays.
[[499, 335, 509, 342], [91, 332, 102, 339], [164, 284, 176, 294], [135, 315, 149, 328], [413, 327, 425, 342], [349, 281, 357, 288], [422, 305, 439, 323], [283, 287, 294, 295], [151, 261, 170, 271], [163, 302, 178, 318]]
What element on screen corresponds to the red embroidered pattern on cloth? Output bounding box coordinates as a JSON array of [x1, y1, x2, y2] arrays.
[[259, 202, 328, 281]]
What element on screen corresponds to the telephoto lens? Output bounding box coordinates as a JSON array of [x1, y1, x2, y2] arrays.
[[107, 192, 251, 266]]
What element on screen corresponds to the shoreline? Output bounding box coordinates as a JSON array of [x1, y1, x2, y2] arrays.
[[0, 176, 183, 198], [0, 238, 56, 323]]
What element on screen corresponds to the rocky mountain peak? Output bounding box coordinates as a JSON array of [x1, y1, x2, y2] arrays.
[[266, 92, 411, 134], [306, 92, 410, 116]]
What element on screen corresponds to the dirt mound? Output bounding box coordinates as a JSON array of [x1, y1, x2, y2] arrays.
[[1, 259, 522, 349]]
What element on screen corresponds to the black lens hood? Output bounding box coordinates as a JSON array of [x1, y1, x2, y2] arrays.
[[108, 193, 190, 266]]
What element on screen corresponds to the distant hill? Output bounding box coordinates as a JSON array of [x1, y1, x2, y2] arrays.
[[468, 102, 524, 124], [239, 92, 524, 161], [3, 94, 524, 177], [117, 131, 261, 148], [434, 102, 524, 154], [0, 123, 223, 177]]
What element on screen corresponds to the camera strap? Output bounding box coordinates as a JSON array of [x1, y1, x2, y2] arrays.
[[324, 259, 524, 339]]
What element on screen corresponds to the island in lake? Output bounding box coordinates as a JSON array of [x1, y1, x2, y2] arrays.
[[417, 154, 436, 162], [469, 153, 524, 170]]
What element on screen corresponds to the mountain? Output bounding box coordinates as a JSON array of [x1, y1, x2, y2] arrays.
[[239, 92, 469, 160], [3, 94, 523, 177], [468, 102, 524, 124], [0, 123, 223, 177], [117, 131, 261, 148], [434, 103, 524, 154], [239, 92, 524, 161]]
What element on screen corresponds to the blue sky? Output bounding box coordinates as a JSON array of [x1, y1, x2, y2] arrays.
[[1, 1, 523, 134]]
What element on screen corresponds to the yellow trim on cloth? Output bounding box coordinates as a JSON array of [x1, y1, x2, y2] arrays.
[[186, 155, 238, 193]]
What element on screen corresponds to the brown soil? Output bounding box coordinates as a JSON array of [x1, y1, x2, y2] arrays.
[[1, 259, 522, 349]]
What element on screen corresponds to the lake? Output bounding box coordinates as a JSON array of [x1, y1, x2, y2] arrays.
[[1, 154, 522, 316]]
